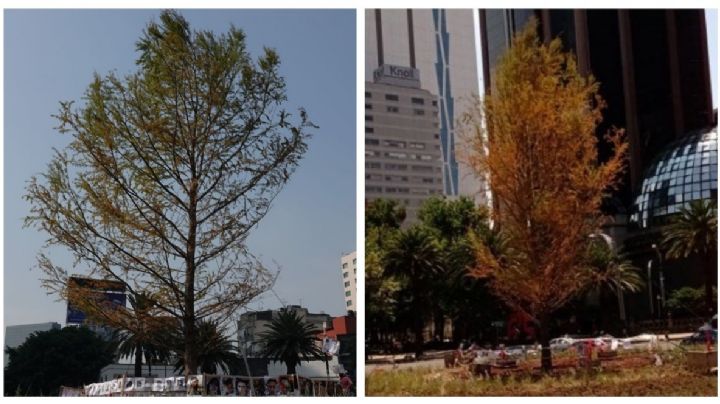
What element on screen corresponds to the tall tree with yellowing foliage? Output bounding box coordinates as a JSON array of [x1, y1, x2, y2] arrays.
[[464, 19, 628, 370]]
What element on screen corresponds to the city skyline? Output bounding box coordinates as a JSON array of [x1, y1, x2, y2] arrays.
[[4, 9, 356, 326]]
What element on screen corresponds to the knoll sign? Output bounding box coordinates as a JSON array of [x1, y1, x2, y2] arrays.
[[373, 64, 421, 88]]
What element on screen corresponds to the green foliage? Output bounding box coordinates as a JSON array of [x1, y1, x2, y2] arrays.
[[666, 286, 718, 316], [662, 200, 717, 259], [171, 319, 240, 374], [23, 9, 314, 376], [662, 199, 718, 314], [366, 197, 498, 348], [259, 308, 323, 375], [417, 196, 489, 241], [584, 239, 644, 295], [366, 227, 402, 329], [4, 326, 116, 396], [366, 199, 406, 230], [114, 292, 172, 377]]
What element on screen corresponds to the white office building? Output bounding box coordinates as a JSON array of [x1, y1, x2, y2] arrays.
[[340, 251, 357, 312]]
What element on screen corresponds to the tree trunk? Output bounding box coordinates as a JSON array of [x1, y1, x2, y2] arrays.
[[287, 361, 297, 377], [183, 316, 197, 377], [538, 315, 552, 372], [134, 345, 143, 377], [704, 251, 716, 316], [414, 312, 424, 360], [184, 178, 199, 377]]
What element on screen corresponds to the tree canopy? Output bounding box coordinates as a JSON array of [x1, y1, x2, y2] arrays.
[[24, 10, 314, 376], [662, 199, 718, 314], [5, 326, 116, 396], [463, 18, 628, 370], [259, 308, 322, 375]]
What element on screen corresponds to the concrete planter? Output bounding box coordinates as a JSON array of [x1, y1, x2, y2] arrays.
[[685, 350, 718, 374]]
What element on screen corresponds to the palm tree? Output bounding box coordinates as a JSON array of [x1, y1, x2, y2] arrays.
[[662, 199, 718, 315], [114, 292, 171, 377], [583, 239, 644, 330], [366, 199, 406, 230], [259, 308, 322, 375], [585, 239, 644, 295], [173, 319, 239, 374], [384, 227, 444, 359]]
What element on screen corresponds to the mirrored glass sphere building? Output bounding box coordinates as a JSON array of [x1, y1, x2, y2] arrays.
[[631, 127, 718, 228]]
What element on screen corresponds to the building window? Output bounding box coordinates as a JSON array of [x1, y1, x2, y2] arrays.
[[386, 106, 399, 113], [365, 115, 373, 121], [383, 140, 406, 148], [365, 91, 371, 98], [344, 281, 350, 287], [353, 258, 356, 264], [386, 152, 407, 159], [366, 138, 379, 146], [343, 272, 349, 278], [385, 163, 408, 171], [366, 162, 381, 169], [413, 109, 425, 116], [432, 100, 438, 106], [366, 127, 374, 133], [345, 291, 352, 297], [346, 300, 352, 307], [342, 263, 348, 269], [409, 142, 425, 149], [365, 103, 372, 110], [385, 94, 399, 101], [411, 97, 425, 105]]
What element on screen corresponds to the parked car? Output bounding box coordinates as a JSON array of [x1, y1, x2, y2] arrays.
[[550, 337, 575, 351]]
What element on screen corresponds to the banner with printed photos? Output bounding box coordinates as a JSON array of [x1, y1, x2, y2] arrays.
[[84, 376, 190, 396], [80, 374, 342, 396]]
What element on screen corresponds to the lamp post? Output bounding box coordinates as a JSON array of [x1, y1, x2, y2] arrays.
[[647, 259, 654, 317], [651, 243, 666, 318]]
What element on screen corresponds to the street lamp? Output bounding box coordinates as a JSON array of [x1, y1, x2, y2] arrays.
[[647, 259, 654, 317], [652, 243, 666, 318]]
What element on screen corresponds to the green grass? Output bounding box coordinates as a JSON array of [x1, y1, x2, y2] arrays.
[[366, 360, 717, 396]]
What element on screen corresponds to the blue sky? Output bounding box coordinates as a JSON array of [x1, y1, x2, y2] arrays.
[[708, 9, 718, 107], [4, 9, 357, 325]]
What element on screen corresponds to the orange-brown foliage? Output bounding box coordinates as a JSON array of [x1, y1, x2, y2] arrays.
[[464, 19, 628, 323]]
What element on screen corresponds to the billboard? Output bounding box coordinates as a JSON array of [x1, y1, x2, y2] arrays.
[[66, 276, 126, 325]]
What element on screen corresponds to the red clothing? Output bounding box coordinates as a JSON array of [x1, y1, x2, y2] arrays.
[[340, 376, 353, 391]]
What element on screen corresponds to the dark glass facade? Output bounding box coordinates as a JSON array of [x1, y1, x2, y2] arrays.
[[479, 9, 714, 207]]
